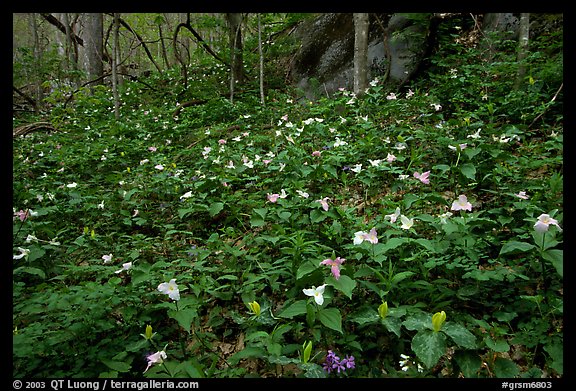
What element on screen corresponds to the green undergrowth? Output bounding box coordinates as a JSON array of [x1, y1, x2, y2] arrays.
[[13, 31, 563, 379]]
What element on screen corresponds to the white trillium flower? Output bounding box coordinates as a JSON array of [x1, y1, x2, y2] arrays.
[[400, 215, 414, 230], [158, 278, 180, 301], [303, 284, 327, 305]]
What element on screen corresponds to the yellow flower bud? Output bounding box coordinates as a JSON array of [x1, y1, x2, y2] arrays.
[[90, 229, 96, 239], [248, 301, 261, 317], [302, 340, 312, 363], [378, 301, 388, 319], [432, 310, 446, 332], [127, 167, 131, 173], [145, 324, 153, 340]]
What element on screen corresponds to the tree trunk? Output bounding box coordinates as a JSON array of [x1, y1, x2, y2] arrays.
[[353, 13, 369, 97], [83, 13, 104, 88], [112, 13, 121, 120], [258, 13, 265, 106], [28, 13, 42, 113], [514, 13, 530, 90], [226, 13, 245, 103]]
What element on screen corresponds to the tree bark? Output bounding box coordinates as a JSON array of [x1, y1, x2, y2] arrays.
[[258, 13, 265, 106], [353, 13, 369, 97], [112, 13, 121, 120], [28, 13, 42, 113], [83, 13, 104, 88], [226, 12, 245, 102], [514, 13, 530, 90]]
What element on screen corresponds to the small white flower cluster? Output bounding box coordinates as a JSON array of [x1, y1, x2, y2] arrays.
[[398, 353, 424, 372]]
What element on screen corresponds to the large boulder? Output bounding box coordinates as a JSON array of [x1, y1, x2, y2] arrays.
[[288, 13, 432, 100]]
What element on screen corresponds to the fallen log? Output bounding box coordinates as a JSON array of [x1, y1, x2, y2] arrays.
[[13, 122, 57, 137]]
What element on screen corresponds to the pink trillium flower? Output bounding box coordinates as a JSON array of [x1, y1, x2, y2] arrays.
[[14, 209, 28, 222], [267, 193, 280, 203], [144, 350, 167, 373], [413, 171, 430, 184], [317, 197, 330, 211], [312, 150, 322, 157], [534, 214, 562, 233], [515, 191, 529, 200], [385, 207, 401, 223], [451, 195, 472, 211], [320, 257, 346, 280], [353, 228, 378, 245]]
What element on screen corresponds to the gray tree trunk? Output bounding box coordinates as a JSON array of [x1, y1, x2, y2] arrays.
[[83, 13, 104, 87], [353, 13, 369, 97], [112, 13, 121, 120], [514, 13, 530, 90], [226, 12, 245, 103], [258, 13, 265, 106]]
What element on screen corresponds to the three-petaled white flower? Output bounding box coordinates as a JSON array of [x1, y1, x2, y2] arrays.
[[451, 195, 472, 212], [303, 284, 327, 305], [534, 214, 562, 233], [400, 215, 414, 230], [158, 278, 180, 301]]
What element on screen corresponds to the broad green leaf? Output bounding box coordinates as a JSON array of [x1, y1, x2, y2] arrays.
[[493, 357, 519, 378], [542, 249, 563, 277], [296, 261, 319, 280], [13, 266, 46, 279], [277, 211, 292, 222], [310, 209, 327, 223], [300, 363, 327, 378], [499, 241, 535, 255], [100, 358, 131, 373], [484, 336, 509, 353], [382, 316, 402, 337], [350, 308, 379, 326], [277, 300, 308, 319], [379, 237, 409, 253], [207, 202, 224, 217], [327, 275, 356, 299], [442, 322, 476, 349], [402, 311, 431, 331], [317, 307, 342, 334], [390, 271, 415, 285], [228, 347, 266, 365], [168, 308, 197, 334], [178, 207, 196, 219], [403, 194, 420, 209], [250, 207, 268, 227], [459, 163, 476, 180], [27, 246, 46, 263], [544, 341, 563, 375], [245, 330, 270, 342], [177, 360, 205, 378], [453, 350, 482, 378], [322, 164, 338, 178], [411, 329, 446, 368], [413, 238, 436, 252]]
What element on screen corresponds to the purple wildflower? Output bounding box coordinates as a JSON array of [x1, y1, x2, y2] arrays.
[[322, 350, 355, 375]]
